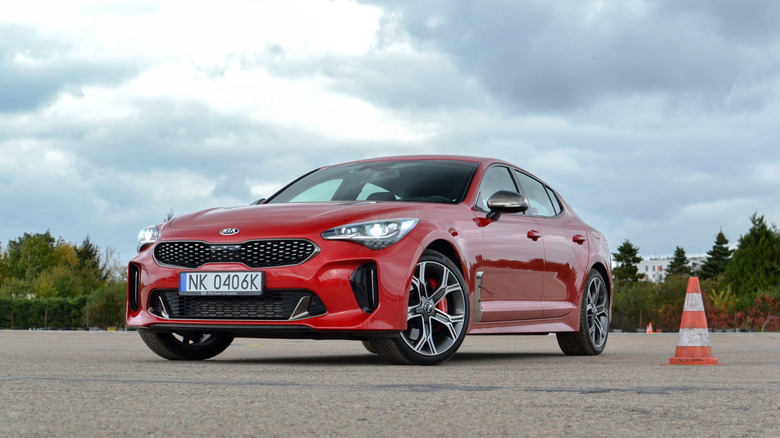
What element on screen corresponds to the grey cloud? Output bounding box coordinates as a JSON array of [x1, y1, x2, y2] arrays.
[[220, 29, 486, 114], [657, 0, 780, 43], [329, 55, 486, 112], [359, 0, 780, 113], [0, 25, 139, 113], [3, 1, 780, 263]]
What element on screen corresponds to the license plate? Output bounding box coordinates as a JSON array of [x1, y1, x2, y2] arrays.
[[179, 272, 264, 296]]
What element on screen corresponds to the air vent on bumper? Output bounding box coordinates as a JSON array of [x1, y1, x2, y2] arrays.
[[128, 264, 141, 312], [148, 289, 327, 321], [350, 263, 379, 313]]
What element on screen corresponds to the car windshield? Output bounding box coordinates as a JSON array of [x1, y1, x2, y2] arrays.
[[266, 160, 480, 204]]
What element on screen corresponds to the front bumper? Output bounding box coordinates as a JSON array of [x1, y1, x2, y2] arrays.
[[127, 237, 422, 335]]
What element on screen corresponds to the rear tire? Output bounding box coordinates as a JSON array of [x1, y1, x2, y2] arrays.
[[557, 269, 609, 355], [139, 330, 234, 360], [371, 250, 469, 365]]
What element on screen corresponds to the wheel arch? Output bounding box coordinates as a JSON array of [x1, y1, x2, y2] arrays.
[[374, 241, 470, 365], [590, 262, 612, 296], [589, 261, 613, 321], [425, 239, 466, 278]]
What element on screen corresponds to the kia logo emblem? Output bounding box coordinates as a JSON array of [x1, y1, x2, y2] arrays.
[[220, 228, 240, 236]]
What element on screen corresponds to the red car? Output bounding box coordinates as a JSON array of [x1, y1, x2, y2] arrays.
[[128, 155, 612, 365]]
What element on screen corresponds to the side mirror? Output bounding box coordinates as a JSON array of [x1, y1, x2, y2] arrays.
[[486, 190, 529, 220], [251, 198, 266, 205]]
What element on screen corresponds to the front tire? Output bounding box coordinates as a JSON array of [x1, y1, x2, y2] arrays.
[[370, 250, 469, 365], [557, 269, 609, 355], [139, 330, 234, 360], [361, 339, 378, 355]]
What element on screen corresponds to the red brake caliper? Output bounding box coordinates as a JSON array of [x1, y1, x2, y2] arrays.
[[428, 279, 448, 319]]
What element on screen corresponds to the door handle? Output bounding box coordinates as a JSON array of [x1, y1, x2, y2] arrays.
[[573, 234, 587, 245], [527, 230, 542, 241]]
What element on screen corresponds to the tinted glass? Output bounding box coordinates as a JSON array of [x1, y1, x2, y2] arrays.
[[267, 160, 479, 204], [514, 170, 557, 217], [545, 186, 563, 215], [475, 166, 518, 211]]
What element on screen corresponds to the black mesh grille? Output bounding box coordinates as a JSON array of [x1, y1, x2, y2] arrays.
[[154, 240, 318, 269], [149, 289, 327, 320]]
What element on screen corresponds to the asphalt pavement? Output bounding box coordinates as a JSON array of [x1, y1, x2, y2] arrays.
[[1, 330, 778, 437]]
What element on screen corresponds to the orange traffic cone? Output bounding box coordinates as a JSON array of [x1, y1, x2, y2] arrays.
[[646, 323, 653, 333], [667, 277, 719, 365]]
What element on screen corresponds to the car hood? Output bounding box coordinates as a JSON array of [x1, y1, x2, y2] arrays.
[[164, 202, 432, 238]]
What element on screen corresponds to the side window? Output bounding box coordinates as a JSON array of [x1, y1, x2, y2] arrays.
[[545, 186, 563, 215], [513, 170, 557, 217], [476, 166, 518, 211]]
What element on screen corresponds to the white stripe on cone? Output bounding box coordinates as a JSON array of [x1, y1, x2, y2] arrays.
[[677, 328, 712, 347], [683, 292, 705, 312]]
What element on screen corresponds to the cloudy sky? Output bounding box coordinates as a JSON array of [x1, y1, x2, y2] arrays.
[[2, 0, 779, 265]]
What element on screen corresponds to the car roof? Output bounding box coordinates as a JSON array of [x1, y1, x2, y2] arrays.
[[327, 155, 550, 184], [323, 155, 501, 168]]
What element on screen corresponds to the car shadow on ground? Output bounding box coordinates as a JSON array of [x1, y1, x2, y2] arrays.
[[207, 351, 566, 366]]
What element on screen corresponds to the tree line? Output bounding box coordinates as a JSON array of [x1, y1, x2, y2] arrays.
[[0, 231, 126, 329], [612, 213, 780, 332]]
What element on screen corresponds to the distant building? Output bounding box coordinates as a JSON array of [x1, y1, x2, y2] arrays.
[[637, 256, 706, 282]]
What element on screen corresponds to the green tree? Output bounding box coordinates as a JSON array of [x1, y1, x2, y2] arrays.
[[612, 239, 643, 283], [100, 247, 126, 284], [0, 242, 6, 288], [653, 274, 689, 330], [611, 280, 656, 332], [32, 265, 84, 298], [84, 282, 126, 328], [76, 237, 103, 278], [0, 232, 118, 299], [666, 246, 692, 277], [699, 231, 733, 280], [0, 277, 31, 299], [5, 231, 57, 280], [75, 236, 108, 294], [723, 213, 780, 299]]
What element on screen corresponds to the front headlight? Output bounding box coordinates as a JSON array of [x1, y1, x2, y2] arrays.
[[137, 225, 160, 252], [321, 218, 419, 250]]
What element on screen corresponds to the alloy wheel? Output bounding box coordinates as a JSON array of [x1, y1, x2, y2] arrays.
[[585, 275, 609, 350], [401, 260, 467, 356]]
